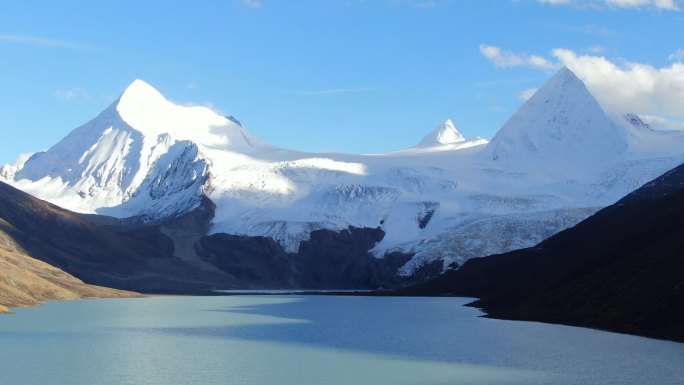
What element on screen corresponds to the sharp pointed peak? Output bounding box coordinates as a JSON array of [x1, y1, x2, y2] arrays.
[[544, 66, 586, 90], [440, 118, 456, 129], [557, 65, 574, 75], [485, 64, 627, 165], [118, 79, 167, 105], [417, 119, 466, 147], [128, 78, 154, 88]]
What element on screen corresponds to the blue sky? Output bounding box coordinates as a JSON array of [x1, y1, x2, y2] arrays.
[[1, 0, 682, 164]]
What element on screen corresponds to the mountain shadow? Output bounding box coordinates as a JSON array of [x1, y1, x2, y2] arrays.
[[402, 162, 684, 342]]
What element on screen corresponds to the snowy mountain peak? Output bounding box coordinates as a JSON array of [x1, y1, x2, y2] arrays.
[[417, 119, 466, 147], [109, 79, 263, 150], [484, 66, 627, 169], [9, 79, 264, 219], [115, 79, 170, 119]]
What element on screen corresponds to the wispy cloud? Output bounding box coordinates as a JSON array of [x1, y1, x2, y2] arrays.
[[585, 45, 606, 53], [413, 0, 438, 8], [241, 0, 263, 9], [538, 0, 572, 4], [534, 22, 621, 39], [390, 0, 448, 8], [53, 88, 90, 102], [534, 0, 680, 11], [669, 48, 684, 61], [479, 44, 559, 70], [605, 0, 679, 10], [299, 86, 381, 96], [475, 77, 540, 87], [0, 34, 101, 51]]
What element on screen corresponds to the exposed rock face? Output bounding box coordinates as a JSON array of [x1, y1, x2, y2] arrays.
[[1, 180, 414, 294], [196, 234, 295, 288], [403, 162, 684, 342], [197, 227, 418, 289]]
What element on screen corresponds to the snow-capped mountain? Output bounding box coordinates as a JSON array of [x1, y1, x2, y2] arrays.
[[10, 80, 261, 219], [485, 67, 628, 171], [409, 119, 487, 153], [418, 119, 465, 146], [5, 68, 684, 277]]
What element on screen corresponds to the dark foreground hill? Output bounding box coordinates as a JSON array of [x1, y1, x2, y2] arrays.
[[0, 181, 230, 301], [403, 163, 684, 342], [0, 229, 136, 313]]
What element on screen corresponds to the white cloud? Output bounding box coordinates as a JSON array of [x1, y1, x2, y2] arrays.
[[552, 49, 684, 117], [479, 44, 558, 70], [669, 48, 684, 61], [640, 114, 684, 130], [535, 0, 680, 10], [519, 88, 539, 101], [605, 0, 680, 10], [480, 44, 684, 119], [53, 88, 89, 101]]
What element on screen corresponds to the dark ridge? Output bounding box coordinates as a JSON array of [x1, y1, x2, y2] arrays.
[[402, 162, 684, 342], [0, 181, 228, 294], [196, 227, 422, 290]]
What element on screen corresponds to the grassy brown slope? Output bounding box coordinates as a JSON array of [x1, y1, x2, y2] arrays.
[[0, 181, 228, 294], [0, 224, 136, 312]]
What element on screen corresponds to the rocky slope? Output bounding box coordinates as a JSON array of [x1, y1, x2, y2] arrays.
[[403, 162, 684, 341]]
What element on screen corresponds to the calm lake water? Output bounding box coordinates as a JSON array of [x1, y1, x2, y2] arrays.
[[0, 296, 682, 385]]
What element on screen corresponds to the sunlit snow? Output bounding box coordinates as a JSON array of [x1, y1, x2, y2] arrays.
[[5, 69, 684, 274]]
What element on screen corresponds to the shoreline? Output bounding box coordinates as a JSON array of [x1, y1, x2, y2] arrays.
[[4, 289, 682, 345], [0, 287, 142, 315]]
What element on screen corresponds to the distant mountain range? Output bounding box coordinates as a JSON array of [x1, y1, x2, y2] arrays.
[[4, 68, 684, 282], [1, 68, 682, 341], [403, 162, 684, 341]]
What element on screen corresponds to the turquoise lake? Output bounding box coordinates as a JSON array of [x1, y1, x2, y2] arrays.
[[0, 296, 682, 385]]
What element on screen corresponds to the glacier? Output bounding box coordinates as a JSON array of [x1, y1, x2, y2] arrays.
[[5, 67, 684, 277]]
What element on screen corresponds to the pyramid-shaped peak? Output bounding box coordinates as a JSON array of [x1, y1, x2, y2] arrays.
[[417, 119, 466, 147], [484, 66, 627, 167], [556, 65, 577, 78], [123, 79, 162, 94], [117, 79, 168, 109], [543, 66, 586, 92]]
